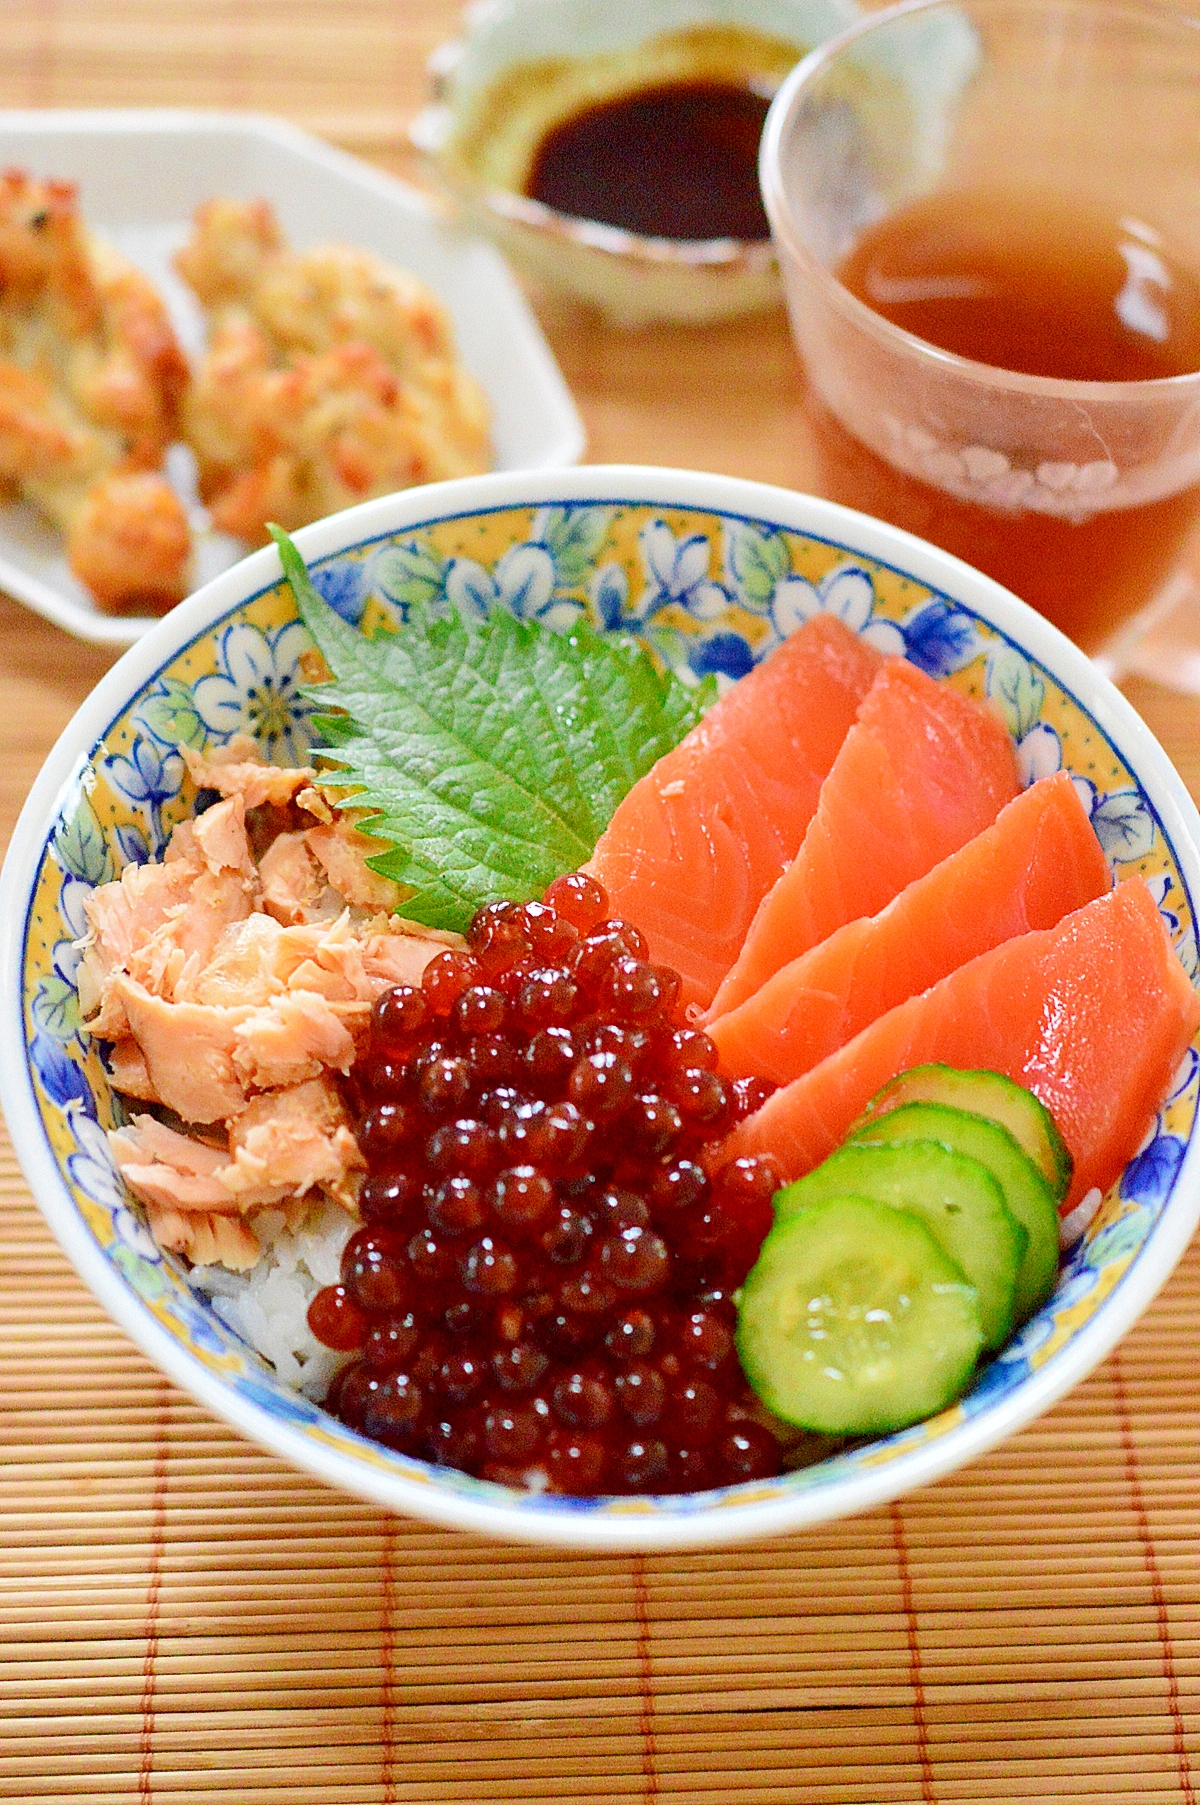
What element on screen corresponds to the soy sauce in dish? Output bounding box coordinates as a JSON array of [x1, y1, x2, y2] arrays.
[[525, 81, 773, 242]]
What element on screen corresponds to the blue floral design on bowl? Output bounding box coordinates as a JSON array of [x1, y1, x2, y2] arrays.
[[6, 472, 1199, 1549]]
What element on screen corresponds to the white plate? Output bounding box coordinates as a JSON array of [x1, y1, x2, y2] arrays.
[[0, 109, 585, 646]]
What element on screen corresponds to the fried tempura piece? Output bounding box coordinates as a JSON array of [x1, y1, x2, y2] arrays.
[[175, 198, 491, 543], [0, 171, 192, 613], [67, 470, 191, 610]]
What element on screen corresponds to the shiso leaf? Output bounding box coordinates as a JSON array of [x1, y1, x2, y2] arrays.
[[270, 526, 714, 931]]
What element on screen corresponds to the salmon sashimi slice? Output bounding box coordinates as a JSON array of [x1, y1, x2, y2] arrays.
[[719, 879, 1200, 1211], [583, 615, 883, 1012], [707, 772, 1112, 1086], [705, 659, 1021, 1020]]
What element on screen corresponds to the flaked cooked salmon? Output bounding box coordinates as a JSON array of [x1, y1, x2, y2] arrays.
[[144, 1206, 262, 1271], [182, 733, 319, 810], [81, 738, 462, 1267], [111, 1075, 363, 1223]]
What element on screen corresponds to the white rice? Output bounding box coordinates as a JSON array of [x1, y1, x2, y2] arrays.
[[189, 1197, 357, 1399], [1059, 1184, 1103, 1250]]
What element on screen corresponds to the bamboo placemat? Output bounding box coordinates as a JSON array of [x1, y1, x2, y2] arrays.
[[2, 1, 1200, 1798]]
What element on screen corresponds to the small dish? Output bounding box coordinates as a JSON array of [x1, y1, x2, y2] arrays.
[[0, 109, 584, 646], [411, 0, 861, 326], [4, 464, 1200, 1549]]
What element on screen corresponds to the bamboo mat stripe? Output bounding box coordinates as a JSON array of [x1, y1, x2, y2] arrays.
[[891, 1501, 935, 1805], [381, 1514, 398, 1805], [141, 1373, 169, 1805], [633, 1553, 659, 1798], [1112, 1348, 1196, 1803]]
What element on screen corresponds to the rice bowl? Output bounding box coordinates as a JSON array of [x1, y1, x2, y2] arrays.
[[4, 465, 1200, 1548]]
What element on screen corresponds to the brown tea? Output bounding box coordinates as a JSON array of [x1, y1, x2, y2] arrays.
[[837, 191, 1200, 381], [817, 193, 1200, 650]]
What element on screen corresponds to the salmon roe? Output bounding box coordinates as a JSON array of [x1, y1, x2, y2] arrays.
[[308, 874, 785, 1495]]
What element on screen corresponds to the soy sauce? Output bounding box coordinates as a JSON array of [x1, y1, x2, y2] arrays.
[[526, 81, 772, 242]]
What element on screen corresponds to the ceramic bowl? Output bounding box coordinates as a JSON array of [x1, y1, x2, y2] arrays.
[[4, 465, 1200, 1550], [410, 0, 860, 326]]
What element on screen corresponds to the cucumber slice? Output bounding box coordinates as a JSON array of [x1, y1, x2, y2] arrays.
[[849, 1101, 1060, 1325], [737, 1196, 984, 1434], [774, 1141, 1024, 1351], [853, 1065, 1072, 1203]]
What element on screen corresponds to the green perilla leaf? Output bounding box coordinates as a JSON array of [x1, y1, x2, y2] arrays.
[[270, 525, 713, 932]]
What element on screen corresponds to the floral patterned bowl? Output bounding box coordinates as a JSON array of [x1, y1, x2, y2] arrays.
[[4, 465, 1200, 1550]]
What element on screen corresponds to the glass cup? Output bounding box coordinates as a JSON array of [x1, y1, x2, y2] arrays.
[[759, 0, 1200, 674]]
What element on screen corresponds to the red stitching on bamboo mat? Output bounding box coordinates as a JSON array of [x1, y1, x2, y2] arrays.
[[380, 1512, 398, 1804], [632, 1553, 659, 1800], [1112, 1348, 1196, 1803], [891, 1501, 936, 1805], [138, 1376, 171, 1802]]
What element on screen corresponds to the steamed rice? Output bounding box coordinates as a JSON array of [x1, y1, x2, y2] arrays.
[[190, 1195, 355, 1398]]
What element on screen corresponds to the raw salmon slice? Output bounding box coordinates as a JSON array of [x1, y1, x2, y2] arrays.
[[719, 879, 1200, 1211], [705, 659, 1021, 1020], [708, 772, 1111, 1086], [584, 615, 882, 1011]]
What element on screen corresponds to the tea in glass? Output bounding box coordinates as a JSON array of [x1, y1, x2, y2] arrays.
[[760, 0, 1200, 663], [817, 191, 1200, 650]]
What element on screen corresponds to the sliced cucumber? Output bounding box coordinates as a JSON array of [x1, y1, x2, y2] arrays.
[[853, 1064, 1072, 1203], [736, 1195, 984, 1435], [849, 1101, 1060, 1325], [774, 1141, 1024, 1351]]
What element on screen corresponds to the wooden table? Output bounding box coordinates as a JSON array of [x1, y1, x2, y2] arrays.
[[1, 5, 1198, 1801]]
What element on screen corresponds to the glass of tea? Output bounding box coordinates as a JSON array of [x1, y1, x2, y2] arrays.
[[759, 0, 1200, 669]]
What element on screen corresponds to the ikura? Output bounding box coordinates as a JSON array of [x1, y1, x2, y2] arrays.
[[311, 874, 785, 1496]]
